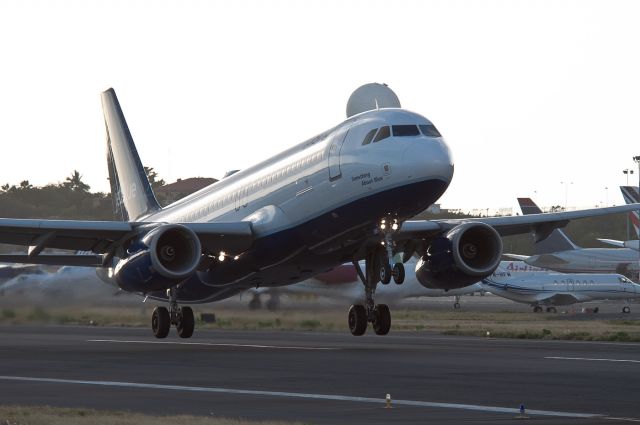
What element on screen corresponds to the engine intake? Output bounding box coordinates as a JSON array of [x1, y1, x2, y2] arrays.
[[113, 224, 202, 292], [415, 222, 502, 290]]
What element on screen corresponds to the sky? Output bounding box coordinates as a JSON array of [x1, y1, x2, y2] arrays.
[[0, 0, 639, 212]]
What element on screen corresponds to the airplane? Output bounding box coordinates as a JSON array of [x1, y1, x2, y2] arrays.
[[247, 258, 483, 311], [507, 198, 640, 278], [597, 186, 639, 250], [480, 264, 640, 313], [0, 83, 639, 338]]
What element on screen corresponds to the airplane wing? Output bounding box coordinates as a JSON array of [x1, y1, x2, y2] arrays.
[[0, 218, 254, 267], [399, 203, 640, 242], [538, 293, 581, 306]]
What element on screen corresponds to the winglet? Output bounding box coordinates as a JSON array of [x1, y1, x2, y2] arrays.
[[101, 88, 161, 221]]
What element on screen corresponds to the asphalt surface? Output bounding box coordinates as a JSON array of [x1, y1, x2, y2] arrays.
[[0, 325, 639, 424]]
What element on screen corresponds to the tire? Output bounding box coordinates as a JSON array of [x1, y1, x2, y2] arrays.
[[622, 306, 631, 314], [348, 305, 367, 336], [372, 304, 391, 336], [380, 263, 392, 285], [266, 298, 279, 311], [177, 306, 195, 338], [152, 306, 170, 339], [453, 302, 461, 310], [533, 306, 543, 313], [393, 263, 405, 285], [546, 307, 557, 313]]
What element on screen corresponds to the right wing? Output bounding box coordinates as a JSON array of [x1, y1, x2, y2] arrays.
[[0, 218, 254, 267]]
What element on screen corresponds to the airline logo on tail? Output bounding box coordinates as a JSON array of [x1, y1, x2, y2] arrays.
[[620, 186, 640, 237]]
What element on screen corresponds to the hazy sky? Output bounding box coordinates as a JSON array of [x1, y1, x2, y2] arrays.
[[1, 0, 638, 211]]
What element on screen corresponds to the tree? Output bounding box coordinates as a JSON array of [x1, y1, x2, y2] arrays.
[[63, 170, 90, 192], [18, 180, 32, 191], [144, 166, 165, 190]]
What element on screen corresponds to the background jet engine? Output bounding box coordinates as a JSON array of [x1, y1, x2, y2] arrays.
[[113, 224, 202, 292], [415, 222, 502, 290]]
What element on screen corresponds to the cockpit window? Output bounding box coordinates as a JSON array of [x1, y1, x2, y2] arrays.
[[372, 126, 390, 143], [619, 277, 630, 283], [419, 124, 442, 138], [392, 125, 420, 137], [362, 128, 378, 145]]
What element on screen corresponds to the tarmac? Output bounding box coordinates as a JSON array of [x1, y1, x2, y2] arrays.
[[0, 324, 639, 424]]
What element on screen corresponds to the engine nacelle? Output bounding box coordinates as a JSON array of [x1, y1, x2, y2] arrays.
[[113, 224, 202, 293], [415, 222, 502, 290]]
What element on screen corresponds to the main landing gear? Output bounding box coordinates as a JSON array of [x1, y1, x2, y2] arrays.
[[151, 288, 195, 339], [348, 221, 404, 336]]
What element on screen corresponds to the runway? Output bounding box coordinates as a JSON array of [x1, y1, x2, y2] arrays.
[[0, 325, 639, 424]]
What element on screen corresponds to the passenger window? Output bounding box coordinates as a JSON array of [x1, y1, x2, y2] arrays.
[[419, 124, 442, 137], [362, 128, 378, 145], [392, 125, 420, 137], [372, 126, 390, 143]]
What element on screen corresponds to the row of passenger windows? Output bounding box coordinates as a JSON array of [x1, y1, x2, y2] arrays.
[[361, 124, 441, 145], [180, 151, 324, 221]]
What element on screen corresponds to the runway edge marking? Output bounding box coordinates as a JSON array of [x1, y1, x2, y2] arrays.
[[87, 339, 338, 350], [545, 356, 640, 364], [0, 375, 607, 419]]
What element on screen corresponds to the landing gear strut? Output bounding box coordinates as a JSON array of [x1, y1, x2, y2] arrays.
[[151, 288, 195, 339], [349, 217, 403, 336]]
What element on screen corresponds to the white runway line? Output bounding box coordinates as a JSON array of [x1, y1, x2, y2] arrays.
[[0, 375, 604, 419], [87, 339, 338, 350], [545, 356, 640, 364]]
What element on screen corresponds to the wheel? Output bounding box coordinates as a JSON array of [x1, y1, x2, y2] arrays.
[[380, 263, 392, 285], [248, 296, 262, 310], [622, 306, 631, 314], [533, 306, 543, 313], [453, 302, 461, 310], [372, 304, 391, 335], [348, 305, 367, 336], [152, 306, 170, 338], [176, 306, 195, 338], [392, 263, 405, 285], [546, 306, 557, 313]]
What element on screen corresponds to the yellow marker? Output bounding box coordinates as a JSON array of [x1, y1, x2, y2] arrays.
[[385, 393, 391, 409]]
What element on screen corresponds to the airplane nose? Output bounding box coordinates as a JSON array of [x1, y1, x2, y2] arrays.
[[402, 137, 454, 184]]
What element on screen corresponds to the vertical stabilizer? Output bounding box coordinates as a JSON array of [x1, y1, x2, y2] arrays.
[[517, 198, 579, 254], [620, 186, 640, 237], [102, 88, 161, 221]]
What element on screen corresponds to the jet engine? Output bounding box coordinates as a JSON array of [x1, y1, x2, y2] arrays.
[[113, 224, 202, 292], [415, 222, 502, 290]]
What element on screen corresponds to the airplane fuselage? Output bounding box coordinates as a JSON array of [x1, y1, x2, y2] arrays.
[[481, 268, 639, 307], [132, 109, 454, 303]]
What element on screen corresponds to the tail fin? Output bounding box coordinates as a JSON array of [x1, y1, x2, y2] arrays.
[[101, 88, 161, 221], [620, 186, 640, 237], [517, 197, 578, 254]]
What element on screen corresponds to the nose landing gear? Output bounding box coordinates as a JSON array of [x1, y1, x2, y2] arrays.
[[151, 288, 195, 339]]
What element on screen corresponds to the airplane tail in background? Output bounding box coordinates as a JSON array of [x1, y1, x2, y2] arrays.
[[517, 198, 579, 254], [101, 88, 161, 221], [620, 186, 640, 237]]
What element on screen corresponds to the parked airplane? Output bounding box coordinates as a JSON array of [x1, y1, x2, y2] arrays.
[[507, 198, 640, 278], [247, 259, 483, 310], [481, 265, 639, 313], [598, 186, 640, 250], [1, 84, 638, 338]]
